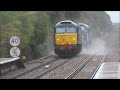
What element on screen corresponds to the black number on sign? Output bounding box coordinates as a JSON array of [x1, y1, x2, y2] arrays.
[[11, 39, 14, 44], [11, 38, 18, 44], [15, 38, 19, 44]]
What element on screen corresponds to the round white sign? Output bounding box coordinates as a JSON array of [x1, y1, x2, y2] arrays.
[[10, 36, 20, 46], [10, 47, 20, 58]]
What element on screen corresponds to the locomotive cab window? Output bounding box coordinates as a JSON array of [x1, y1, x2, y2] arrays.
[[55, 27, 65, 34], [66, 26, 77, 33], [55, 24, 77, 34]]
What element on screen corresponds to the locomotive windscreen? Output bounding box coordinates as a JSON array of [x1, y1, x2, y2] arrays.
[[55, 24, 77, 34], [55, 27, 65, 34]]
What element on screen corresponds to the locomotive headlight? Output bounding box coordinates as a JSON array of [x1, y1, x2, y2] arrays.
[[57, 38, 59, 41], [73, 38, 76, 41]]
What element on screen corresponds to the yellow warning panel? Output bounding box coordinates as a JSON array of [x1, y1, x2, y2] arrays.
[[55, 33, 77, 45]]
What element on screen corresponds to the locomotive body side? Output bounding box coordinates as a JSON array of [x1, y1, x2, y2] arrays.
[[78, 23, 91, 48]]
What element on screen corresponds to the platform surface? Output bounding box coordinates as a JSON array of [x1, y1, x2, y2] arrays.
[[0, 58, 19, 65], [93, 62, 120, 79]]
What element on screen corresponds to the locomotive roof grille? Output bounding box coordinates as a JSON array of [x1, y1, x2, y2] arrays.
[[56, 20, 78, 26]]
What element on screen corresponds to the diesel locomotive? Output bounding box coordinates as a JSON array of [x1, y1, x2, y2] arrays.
[[54, 20, 90, 57]]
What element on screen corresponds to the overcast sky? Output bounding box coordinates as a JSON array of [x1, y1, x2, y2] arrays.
[[105, 11, 120, 23]]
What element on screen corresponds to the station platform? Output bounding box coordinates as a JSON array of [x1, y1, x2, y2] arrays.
[[0, 58, 19, 64], [93, 62, 120, 79], [0, 58, 25, 76]]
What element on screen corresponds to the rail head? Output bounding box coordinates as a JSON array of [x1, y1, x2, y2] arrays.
[[65, 54, 96, 79]]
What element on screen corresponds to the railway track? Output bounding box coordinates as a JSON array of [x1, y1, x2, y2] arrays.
[[8, 54, 80, 79], [25, 54, 54, 65], [8, 54, 59, 79], [31, 55, 80, 79], [65, 54, 95, 79], [65, 52, 106, 79]]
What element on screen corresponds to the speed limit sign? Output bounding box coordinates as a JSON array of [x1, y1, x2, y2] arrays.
[[10, 36, 20, 46], [10, 47, 20, 58]]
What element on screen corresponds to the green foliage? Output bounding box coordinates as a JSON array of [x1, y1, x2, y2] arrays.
[[64, 11, 81, 21], [29, 12, 51, 58]]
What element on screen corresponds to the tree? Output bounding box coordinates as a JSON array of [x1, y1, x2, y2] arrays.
[[29, 11, 51, 58]]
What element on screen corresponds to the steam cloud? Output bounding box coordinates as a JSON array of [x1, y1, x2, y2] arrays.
[[81, 38, 107, 55]]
